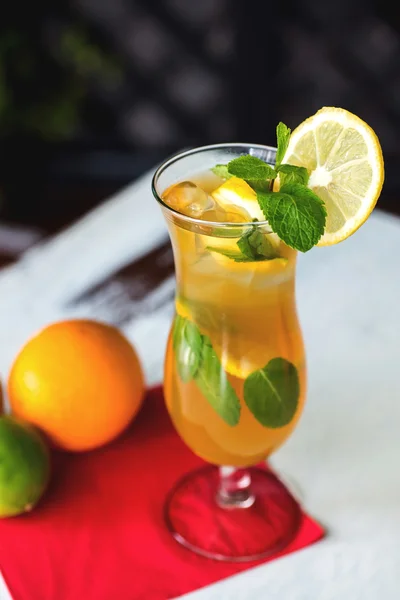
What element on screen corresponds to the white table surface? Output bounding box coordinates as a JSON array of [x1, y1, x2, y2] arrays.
[[0, 169, 399, 599]]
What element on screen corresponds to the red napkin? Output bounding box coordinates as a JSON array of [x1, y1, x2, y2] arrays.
[[0, 386, 324, 600]]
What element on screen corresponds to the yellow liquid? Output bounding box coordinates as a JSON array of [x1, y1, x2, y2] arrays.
[[163, 175, 306, 467]]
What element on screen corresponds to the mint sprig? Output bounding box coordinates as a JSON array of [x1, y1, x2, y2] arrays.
[[257, 184, 327, 252], [172, 316, 202, 382], [173, 315, 241, 426], [276, 164, 309, 187], [173, 316, 301, 429], [205, 247, 252, 262], [275, 122, 291, 167], [195, 338, 241, 427], [207, 223, 278, 262], [244, 357, 300, 428], [209, 120, 327, 252], [227, 155, 276, 181], [237, 226, 277, 260]]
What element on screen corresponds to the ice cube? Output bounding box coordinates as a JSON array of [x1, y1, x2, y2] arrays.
[[163, 181, 215, 218]]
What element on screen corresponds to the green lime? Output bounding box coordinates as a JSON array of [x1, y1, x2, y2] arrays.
[[0, 416, 50, 518]]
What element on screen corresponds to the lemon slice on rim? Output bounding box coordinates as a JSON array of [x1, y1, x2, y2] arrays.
[[282, 107, 384, 246]]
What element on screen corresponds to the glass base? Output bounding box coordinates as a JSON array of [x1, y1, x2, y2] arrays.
[[165, 465, 302, 562]]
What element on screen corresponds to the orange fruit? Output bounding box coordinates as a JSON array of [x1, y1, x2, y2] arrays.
[[7, 319, 145, 452]]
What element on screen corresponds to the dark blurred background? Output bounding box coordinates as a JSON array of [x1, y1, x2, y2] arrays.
[[0, 0, 399, 234]]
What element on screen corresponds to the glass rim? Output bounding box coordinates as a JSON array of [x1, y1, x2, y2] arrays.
[[151, 142, 277, 230]]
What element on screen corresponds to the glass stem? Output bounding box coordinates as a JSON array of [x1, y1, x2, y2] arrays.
[[217, 466, 255, 509]]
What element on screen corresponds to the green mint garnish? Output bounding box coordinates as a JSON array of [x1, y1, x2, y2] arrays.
[[195, 337, 241, 427], [244, 357, 300, 428], [246, 179, 271, 193], [206, 247, 255, 262], [173, 315, 301, 428], [237, 226, 277, 260], [210, 119, 327, 252], [211, 164, 232, 179], [227, 155, 276, 181], [276, 164, 309, 187], [172, 316, 202, 382], [275, 122, 291, 167], [173, 315, 240, 426], [207, 224, 278, 263], [257, 183, 327, 252]]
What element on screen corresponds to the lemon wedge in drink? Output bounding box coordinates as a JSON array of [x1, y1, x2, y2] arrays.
[[282, 106, 384, 246], [211, 176, 265, 221], [206, 176, 281, 261]]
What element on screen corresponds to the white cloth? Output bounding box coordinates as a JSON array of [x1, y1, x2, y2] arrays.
[[0, 169, 399, 599]]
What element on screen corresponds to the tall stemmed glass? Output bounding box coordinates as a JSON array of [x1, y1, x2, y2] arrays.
[[152, 144, 306, 561]]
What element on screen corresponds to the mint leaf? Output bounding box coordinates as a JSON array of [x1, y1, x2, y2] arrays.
[[227, 155, 276, 181], [195, 338, 241, 426], [206, 246, 256, 262], [172, 315, 202, 383], [276, 164, 309, 187], [236, 230, 258, 259], [237, 228, 277, 260], [173, 316, 241, 426], [211, 164, 232, 179], [207, 226, 277, 262], [257, 184, 327, 252], [244, 357, 299, 428], [246, 179, 272, 193], [246, 228, 277, 259], [275, 122, 291, 167]]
